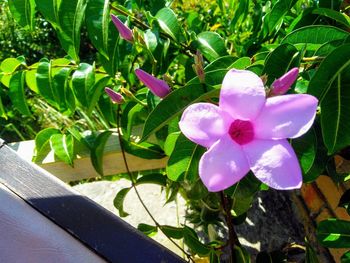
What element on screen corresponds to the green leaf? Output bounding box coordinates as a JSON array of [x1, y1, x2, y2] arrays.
[[317, 218, 350, 248], [230, 0, 249, 28], [144, 29, 158, 54], [67, 126, 91, 150], [0, 96, 7, 120], [0, 58, 25, 87], [34, 128, 61, 160], [282, 25, 349, 46], [90, 131, 112, 175], [8, 71, 31, 116], [87, 75, 111, 115], [8, 0, 36, 30], [309, 44, 350, 154], [341, 251, 350, 263], [137, 223, 158, 236], [0, 58, 23, 73], [36, 61, 58, 107], [71, 63, 95, 108], [166, 133, 205, 182], [58, 0, 88, 61], [312, 8, 350, 28], [155, 7, 182, 41], [292, 129, 317, 174], [183, 226, 210, 256], [50, 134, 74, 166], [233, 246, 251, 263], [160, 225, 184, 239], [35, 0, 61, 27], [204, 55, 238, 72], [99, 20, 126, 76], [25, 65, 38, 93], [53, 67, 72, 112], [141, 84, 218, 141], [164, 132, 181, 156], [265, 0, 294, 35], [230, 57, 251, 69], [122, 138, 166, 160], [192, 32, 228, 62], [303, 122, 329, 183], [135, 173, 167, 187], [113, 187, 131, 217], [225, 173, 261, 216], [263, 43, 299, 85], [305, 242, 319, 263], [188, 69, 229, 86], [319, 0, 342, 11], [85, 0, 110, 58], [314, 38, 350, 56]]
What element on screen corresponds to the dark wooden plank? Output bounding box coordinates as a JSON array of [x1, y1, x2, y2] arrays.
[[0, 142, 185, 263]]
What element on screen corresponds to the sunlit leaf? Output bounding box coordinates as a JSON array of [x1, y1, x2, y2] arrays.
[[8, 0, 36, 30], [50, 133, 74, 166], [317, 218, 350, 248], [8, 71, 31, 116], [192, 32, 228, 62], [90, 131, 112, 175]]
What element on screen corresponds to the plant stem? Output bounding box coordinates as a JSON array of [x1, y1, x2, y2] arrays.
[[220, 191, 241, 262], [115, 105, 194, 263]]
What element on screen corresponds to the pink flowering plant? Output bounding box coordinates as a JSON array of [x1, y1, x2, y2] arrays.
[[2, 0, 350, 262], [179, 69, 318, 192]]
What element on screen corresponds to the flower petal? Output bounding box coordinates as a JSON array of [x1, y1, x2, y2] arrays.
[[220, 69, 266, 120], [179, 103, 231, 148], [199, 135, 250, 192], [243, 139, 302, 190], [254, 94, 318, 139]]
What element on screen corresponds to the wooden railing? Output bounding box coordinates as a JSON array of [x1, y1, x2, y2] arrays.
[[0, 138, 184, 263], [8, 132, 168, 182]]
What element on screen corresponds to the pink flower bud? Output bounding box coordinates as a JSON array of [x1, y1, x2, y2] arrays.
[[105, 87, 124, 104], [271, 68, 299, 95], [135, 69, 171, 98], [111, 14, 133, 42]]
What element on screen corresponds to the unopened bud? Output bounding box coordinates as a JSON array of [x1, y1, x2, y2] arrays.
[[105, 87, 124, 104], [271, 68, 299, 95], [111, 14, 133, 42], [135, 69, 171, 98], [193, 50, 205, 83]]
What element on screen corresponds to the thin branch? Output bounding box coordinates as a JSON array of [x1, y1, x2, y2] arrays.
[[220, 191, 241, 262], [115, 105, 194, 263]]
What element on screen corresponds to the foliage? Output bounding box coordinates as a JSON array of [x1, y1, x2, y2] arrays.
[[1, 0, 350, 261]]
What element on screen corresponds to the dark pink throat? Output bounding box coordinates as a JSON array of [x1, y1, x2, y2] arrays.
[[228, 120, 254, 145]]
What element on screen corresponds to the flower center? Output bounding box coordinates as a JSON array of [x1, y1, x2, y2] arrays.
[[228, 120, 254, 145]]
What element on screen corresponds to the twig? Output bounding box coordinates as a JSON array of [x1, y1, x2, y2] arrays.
[[115, 105, 194, 262], [220, 191, 241, 262]]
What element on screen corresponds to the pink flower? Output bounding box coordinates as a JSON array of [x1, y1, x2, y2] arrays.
[[135, 69, 171, 98], [179, 69, 318, 192], [111, 14, 133, 42], [105, 87, 124, 104], [271, 68, 299, 95]]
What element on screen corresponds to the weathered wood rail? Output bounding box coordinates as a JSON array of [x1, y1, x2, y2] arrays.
[[0, 138, 184, 263], [9, 132, 168, 182]]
